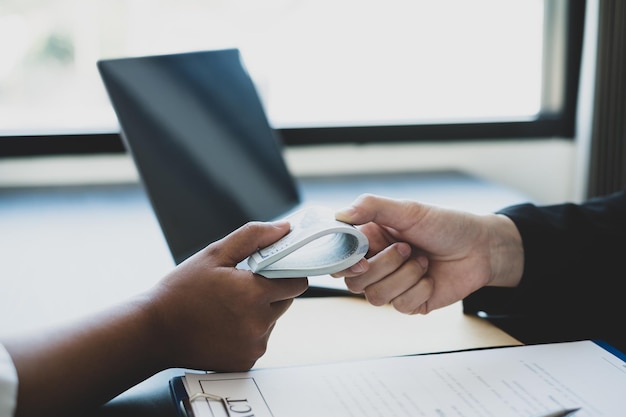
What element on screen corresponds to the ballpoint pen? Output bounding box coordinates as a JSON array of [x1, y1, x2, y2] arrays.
[[538, 407, 581, 417]]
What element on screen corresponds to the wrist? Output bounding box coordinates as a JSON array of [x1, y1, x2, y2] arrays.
[[134, 289, 176, 372], [486, 214, 524, 287]]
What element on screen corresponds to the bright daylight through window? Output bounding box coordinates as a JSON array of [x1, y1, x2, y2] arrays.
[[0, 0, 544, 135]]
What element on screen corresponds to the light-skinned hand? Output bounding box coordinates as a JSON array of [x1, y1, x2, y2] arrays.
[[333, 194, 523, 315]]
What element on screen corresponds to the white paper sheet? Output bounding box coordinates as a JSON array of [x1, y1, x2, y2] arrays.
[[181, 340, 626, 417]]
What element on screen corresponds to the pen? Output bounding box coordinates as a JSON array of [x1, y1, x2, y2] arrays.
[[538, 407, 581, 417]]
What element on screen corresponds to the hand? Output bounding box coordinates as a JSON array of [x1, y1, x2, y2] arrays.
[[333, 194, 523, 315], [2, 221, 308, 417], [149, 220, 309, 372]]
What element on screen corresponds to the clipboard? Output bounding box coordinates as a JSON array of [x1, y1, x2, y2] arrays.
[[170, 375, 245, 417], [169, 340, 626, 417]]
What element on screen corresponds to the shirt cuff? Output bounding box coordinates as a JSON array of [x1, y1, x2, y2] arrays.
[[0, 344, 17, 417]]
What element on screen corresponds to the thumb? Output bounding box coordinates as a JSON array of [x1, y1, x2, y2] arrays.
[[214, 221, 291, 265], [336, 194, 427, 232]]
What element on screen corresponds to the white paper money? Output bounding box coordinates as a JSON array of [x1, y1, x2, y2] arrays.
[[247, 206, 369, 278]]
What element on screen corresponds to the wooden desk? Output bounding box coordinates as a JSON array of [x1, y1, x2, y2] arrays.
[[259, 297, 520, 368]]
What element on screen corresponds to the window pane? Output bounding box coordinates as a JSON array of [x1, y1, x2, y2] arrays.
[[0, 0, 544, 134]]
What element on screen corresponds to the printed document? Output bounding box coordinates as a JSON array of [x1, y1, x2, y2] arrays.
[[176, 340, 626, 417]]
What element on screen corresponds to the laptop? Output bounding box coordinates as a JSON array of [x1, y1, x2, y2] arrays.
[[97, 49, 300, 265]]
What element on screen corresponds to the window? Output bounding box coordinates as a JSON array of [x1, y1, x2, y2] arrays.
[[0, 0, 585, 156]]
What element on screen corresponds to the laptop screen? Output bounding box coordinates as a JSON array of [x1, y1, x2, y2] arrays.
[[98, 49, 300, 264]]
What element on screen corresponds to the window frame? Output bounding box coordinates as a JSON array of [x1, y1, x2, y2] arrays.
[[0, 0, 586, 158]]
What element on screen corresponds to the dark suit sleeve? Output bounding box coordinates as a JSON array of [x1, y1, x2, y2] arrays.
[[463, 188, 626, 349]]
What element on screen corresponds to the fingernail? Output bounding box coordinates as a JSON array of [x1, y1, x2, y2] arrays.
[[335, 206, 356, 221], [396, 242, 412, 258], [350, 259, 366, 273], [270, 220, 290, 228], [416, 255, 428, 269]]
